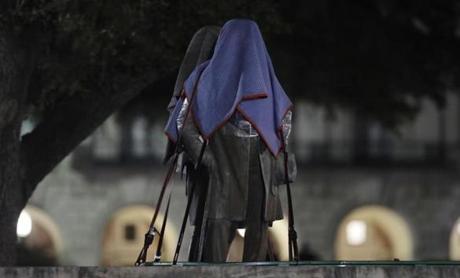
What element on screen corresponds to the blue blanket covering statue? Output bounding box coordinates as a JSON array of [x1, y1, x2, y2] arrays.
[[165, 19, 296, 262]]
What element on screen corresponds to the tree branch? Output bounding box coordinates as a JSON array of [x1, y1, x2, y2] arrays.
[[20, 72, 157, 199]]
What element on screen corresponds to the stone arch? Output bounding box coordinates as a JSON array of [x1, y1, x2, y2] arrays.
[[17, 205, 63, 264], [100, 205, 177, 266], [268, 218, 290, 261], [449, 218, 460, 259], [335, 205, 413, 260], [226, 218, 290, 261]]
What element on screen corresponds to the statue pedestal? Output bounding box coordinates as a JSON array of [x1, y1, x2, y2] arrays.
[[2, 261, 460, 277]]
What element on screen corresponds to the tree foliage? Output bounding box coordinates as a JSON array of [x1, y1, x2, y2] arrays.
[[4, 0, 458, 129], [278, 0, 460, 127], [1, 0, 286, 118]]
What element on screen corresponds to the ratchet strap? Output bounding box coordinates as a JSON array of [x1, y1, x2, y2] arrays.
[[280, 129, 299, 262], [134, 70, 203, 266]]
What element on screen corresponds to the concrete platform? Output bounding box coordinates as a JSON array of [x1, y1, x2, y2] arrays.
[[1, 261, 460, 277]]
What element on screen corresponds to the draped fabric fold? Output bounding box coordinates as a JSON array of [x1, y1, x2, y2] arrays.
[[165, 19, 293, 156]]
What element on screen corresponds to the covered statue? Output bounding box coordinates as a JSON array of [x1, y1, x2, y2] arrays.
[[164, 19, 297, 262]]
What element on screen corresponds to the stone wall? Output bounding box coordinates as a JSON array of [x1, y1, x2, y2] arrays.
[[27, 155, 460, 265], [293, 168, 460, 260]]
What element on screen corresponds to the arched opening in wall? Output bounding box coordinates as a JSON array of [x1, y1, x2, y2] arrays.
[[335, 205, 413, 260], [16, 205, 63, 266], [449, 218, 460, 259], [100, 205, 177, 266], [227, 218, 289, 261]]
